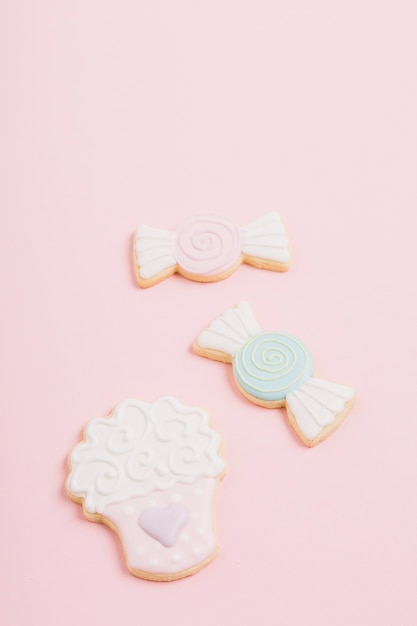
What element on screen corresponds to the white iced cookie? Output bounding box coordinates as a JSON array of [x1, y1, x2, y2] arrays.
[[66, 397, 225, 581], [134, 212, 290, 287], [194, 302, 355, 447]]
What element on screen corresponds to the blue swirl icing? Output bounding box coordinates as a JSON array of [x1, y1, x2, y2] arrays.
[[232, 332, 314, 401]]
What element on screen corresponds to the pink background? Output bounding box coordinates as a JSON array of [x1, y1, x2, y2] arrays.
[[1, 1, 416, 624]]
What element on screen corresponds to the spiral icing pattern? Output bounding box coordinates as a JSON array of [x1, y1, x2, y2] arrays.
[[233, 332, 314, 401], [174, 216, 241, 276]]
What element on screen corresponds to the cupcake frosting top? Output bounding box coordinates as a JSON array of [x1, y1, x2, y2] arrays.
[[67, 397, 225, 513]]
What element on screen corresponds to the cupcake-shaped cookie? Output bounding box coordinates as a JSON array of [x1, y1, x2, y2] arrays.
[[66, 397, 225, 581]]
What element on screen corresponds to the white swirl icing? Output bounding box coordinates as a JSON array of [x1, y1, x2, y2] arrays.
[[67, 397, 225, 514]]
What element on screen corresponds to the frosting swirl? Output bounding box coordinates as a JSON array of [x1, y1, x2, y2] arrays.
[[67, 397, 224, 513], [174, 215, 241, 276], [233, 332, 314, 401]]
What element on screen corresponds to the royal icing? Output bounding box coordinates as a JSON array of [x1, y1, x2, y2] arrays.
[[175, 215, 241, 276], [134, 226, 176, 280], [104, 478, 217, 575], [233, 332, 314, 401], [134, 212, 290, 284], [138, 502, 189, 548], [67, 398, 225, 578], [240, 212, 289, 262], [196, 300, 261, 357], [67, 397, 224, 514], [286, 378, 354, 440], [195, 303, 355, 444]]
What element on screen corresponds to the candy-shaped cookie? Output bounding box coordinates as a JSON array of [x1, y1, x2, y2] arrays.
[[194, 302, 355, 447], [66, 397, 225, 581], [134, 212, 290, 287]]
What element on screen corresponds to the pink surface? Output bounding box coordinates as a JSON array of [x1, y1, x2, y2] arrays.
[[1, 1, 416, 625]]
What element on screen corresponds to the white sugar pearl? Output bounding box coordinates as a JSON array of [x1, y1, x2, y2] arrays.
[[171, 553, 182, 563]]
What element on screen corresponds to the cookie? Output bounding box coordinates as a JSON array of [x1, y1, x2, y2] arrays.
[[133, 212, 290, 287], [66, 397, 226, 581], [194, 302, 355, 447]]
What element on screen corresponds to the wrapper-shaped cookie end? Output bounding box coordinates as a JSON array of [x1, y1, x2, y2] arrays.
[[286, 378, 355, 446]]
